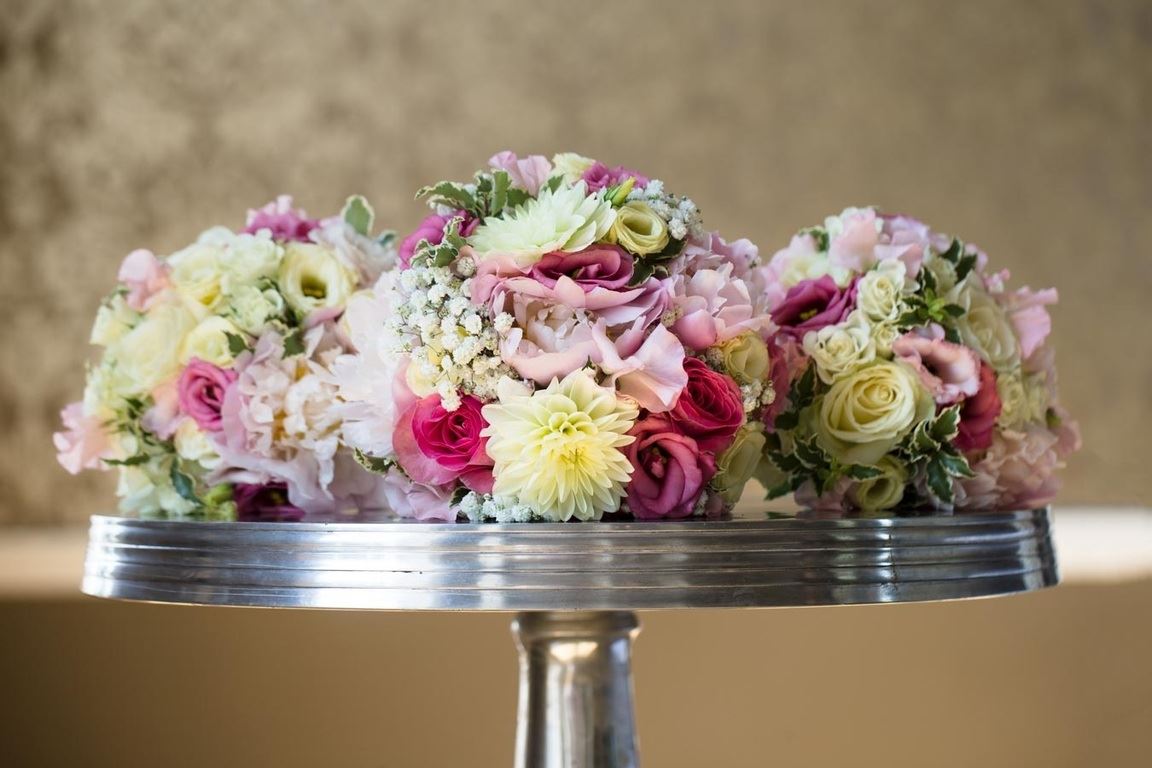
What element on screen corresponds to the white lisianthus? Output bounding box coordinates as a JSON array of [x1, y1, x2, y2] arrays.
[[856, 260, 907, 322], [803, 311, 877, 384], [110, 299, 196, 394], [813, 361, 935, 465], [468, 181, 616, 268], [277, 242, 358, 318], [847, 455, 908, 511], [90, 294, 137, 347], [551, 152, 596, 184], [606, 201, 669, 256], [180, 315, 243, 367], [227, 284, 285, 336], [948, 281, 1019, 371], [173, 419, 222, 470], [481, 369, 638, 521], [168, 240, 226, 317]]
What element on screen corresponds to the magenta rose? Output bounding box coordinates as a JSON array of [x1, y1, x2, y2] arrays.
[[625, 415, 716, 520], [771, 276, 857, 339], [669, 357, 745, 452], [529, 245, 633, 291], [397, 393, 494, 493], [177, 359, 238, 432], [581, 162, 650, 193], [398, 211, 478, 269], [234, 483, 305, 522], [242, 196, 319, 242], [954, 361, 1002, 454]]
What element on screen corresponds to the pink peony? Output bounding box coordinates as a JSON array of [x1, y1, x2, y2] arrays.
[[624, 414, 716, 520], [770, 276, 857, 339], [243, 195, 319, 242], [891, 330, 981, 405], [580, 161, 649, 193], [669, 357, 744, 453], [670, 264, 769, 349], [591, 319, 688, 413], [54, 402, 117, 474], [178, 359, 238, 432], [234, 483, 305, 522], [499, 300, 599, 384], [954, 361, 1002, 454], [677, 232, 760, 279], [404, 393, 494, 493], [117, 249, 170, 312], [398, 211, 478, 269], [489, 151, 553, 195]]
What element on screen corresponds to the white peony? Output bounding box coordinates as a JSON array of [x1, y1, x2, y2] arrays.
[[90, 295, 138, 347], [468, 181, 616, 268], [168, 239, 226, 317], [803, 311, 877, 384]]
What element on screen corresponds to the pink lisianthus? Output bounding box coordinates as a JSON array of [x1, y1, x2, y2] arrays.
[[670, 264, 769, 350], [624, 414, 716, 520], [243, 195, 319, 242], [954, 361, 1002, 454], [770, 275, 858, 339], [827, 208, 883, 275], [877, 214, 930, 278], [177, 359, 238, 432], [1000, 286, 1058, 363], [489, 151, 553, 195], [54, 402, 117, 474], [233, 482, 305, 522], [591, 319, 687, 413], [117, 249, 170, 311], [891, 329, 981, 405], [397, 393, 494, 493], [380, 468, 456, 522], [398, 211, 478, 269], [530, 245, 633, 291], [669, 357, 744, 452], [580, 161, 649, 193]]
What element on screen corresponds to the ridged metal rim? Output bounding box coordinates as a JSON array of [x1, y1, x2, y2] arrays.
[[81, 509, 1058, 611]]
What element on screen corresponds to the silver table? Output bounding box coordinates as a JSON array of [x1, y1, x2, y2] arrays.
[[82, 507, 1057, 767]]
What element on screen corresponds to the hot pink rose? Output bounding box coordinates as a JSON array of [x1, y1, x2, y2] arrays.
[[770, 276, 857, 339], [396, 393, 494, 493], [625, 414, 716, 520], [580, 161, 650, 193], [243, 195, 319, 242], [891, 330, 981, 405], [955, 361, 1002, 454], [177, 359, 238, 432], [399, 211, 478, 269], [669, 357, 744, 452]]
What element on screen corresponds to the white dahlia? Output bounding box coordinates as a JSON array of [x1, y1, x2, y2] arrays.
[[468, 181, 616, 268], [481, 370, 637, 521]]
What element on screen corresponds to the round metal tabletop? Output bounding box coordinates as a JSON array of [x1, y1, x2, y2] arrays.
[[80, 507, 1057, 611]]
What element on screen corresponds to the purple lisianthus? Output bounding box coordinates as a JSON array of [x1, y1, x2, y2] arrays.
[[529, 245, 633, 291], [771, 276, 858, 339], [581, 162, 649, 193], [234, 482, 305, 522], [398, 211, 478, 269], [177, 359, 238, 432], [243, 196, 319, 242]]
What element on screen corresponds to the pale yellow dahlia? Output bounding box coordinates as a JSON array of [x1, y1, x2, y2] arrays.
[[481, 371, 638, 521]]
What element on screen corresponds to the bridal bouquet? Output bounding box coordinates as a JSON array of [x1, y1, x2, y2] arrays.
[[760, 208, 1080, 512], [335, 151, 777, 521], [54, 197, 397, 520]]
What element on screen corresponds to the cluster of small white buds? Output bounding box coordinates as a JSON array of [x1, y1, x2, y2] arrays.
[[627, 179, 705, 242], [459, 492, 536, 522]]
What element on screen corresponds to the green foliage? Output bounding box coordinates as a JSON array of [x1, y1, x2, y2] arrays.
[[283, 328, 306, 357], [225, 332, 250, 357], [169, 461, 200, 505], [415, 181, 477, 214], [354, 449, 394, 475], [342, 195, 375, 237]]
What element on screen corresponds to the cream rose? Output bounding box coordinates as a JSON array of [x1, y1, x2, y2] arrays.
[[551, 152, 595, 184], [90, 295, 137, 347], [168, 241, 225, 316], [847, 455, 908, 511], [870, 321, 901, 356], [803, 311, 877, 384], [856, 260, 907, 322], [949, 282, 1019, 371], [111, 300, 196, 394], [278, 243, 357, 318], [813, 361, 934, 465], [718, 332, 770, 384], [606, 201, 670, 256], [713, 422, 768, 504], [180, 315, 243, 367]]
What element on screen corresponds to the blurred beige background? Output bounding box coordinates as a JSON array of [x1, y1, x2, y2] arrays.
[[1, 2, 1150, 767]]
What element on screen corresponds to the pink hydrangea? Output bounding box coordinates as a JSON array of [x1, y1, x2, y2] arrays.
[[956, 417, 1081, 510]]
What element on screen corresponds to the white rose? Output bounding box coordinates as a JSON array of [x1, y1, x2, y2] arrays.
[[856, 260, 907, 322], [168, 241, 225, 317], [180, 315, 242, 367], [90, 294, 137, 347], [870, 321, 901, 356], [116, 461, 197, 518], [813, 361, 935, 465], [713, 423, 768, 504], [803, 311, 877, 384], [949, 282, 1019, 371], [227, 284, 285, 336], [277, 242, 357, 318], [847, 455, 908, 511], [173, 419, 222, 470], [111, 300, 196, 394]]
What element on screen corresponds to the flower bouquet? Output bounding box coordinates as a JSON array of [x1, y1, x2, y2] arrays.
[[336, 151, 778, 521], [54, 196, 398, 520], [759, 208, 1080, 513]]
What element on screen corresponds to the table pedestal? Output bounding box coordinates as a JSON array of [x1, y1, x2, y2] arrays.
[[513, 612, 640, 768]]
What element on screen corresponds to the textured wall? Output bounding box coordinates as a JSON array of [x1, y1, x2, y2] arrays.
[[2, 0, 1149, 523]]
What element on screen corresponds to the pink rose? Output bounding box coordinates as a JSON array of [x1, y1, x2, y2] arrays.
[[625, 414, 716, 520], [177, 359, 238, 432], [669, 357, 744, 452], [234, 483, 305, 522], [954, 361, 1002, 454], [581, 161, 649, 193], [489, 151, 553, 195], [243, 195, 318, 242], [53, 402, 117, 474], [770, 276, 857, 339], [394, 393, 494, 493], [891, 330, 981, 405], [399, 211, 478, 269], [117, 249, 170, 312]]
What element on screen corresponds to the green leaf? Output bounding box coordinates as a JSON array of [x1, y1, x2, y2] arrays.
[[942, 303, 966, 318], [545, 175, 564, 193], [938, 238, 963, 264], [225, 332, 249, 357], [283, 328, 306, 357], [415, 181, 476, 212], [943, 325, 962, 344], [937, 450, 975, 479], [930, 406, 962, 444], [925, 459, 954, 504], [103, 453, 150, 467], [342, 195, 374, 237], [792, 364, 817, 408], [505, 188, 531, 210], [954, 252, 978, 282], [376, 231, 397, 249], [490, 170, 510, 215], [169, 463, 200, 505], [919, 264, 938, 294], [845, 464, 884, 481], [800, 226, 830, 252], [354, 449, 393, 475], [773, 409, 799, 431]]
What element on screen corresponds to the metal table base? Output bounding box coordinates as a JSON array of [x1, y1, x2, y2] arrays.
[[82, 508, 1057, 767]]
